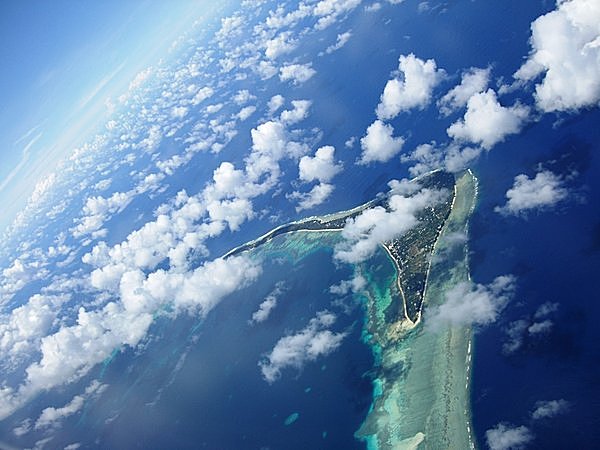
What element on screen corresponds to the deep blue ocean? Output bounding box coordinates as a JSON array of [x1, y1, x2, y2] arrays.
[[10, 240, 381, 449], [470, 108, 600, 448], [1, 1, 598, 448]]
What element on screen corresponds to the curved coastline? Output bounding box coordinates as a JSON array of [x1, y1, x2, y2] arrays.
[[356, 170, 478, 449], [222, 169, 478, 449]]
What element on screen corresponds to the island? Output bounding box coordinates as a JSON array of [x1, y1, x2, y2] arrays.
[[225, 170, 455, 325], [224, 169, 478, 449]]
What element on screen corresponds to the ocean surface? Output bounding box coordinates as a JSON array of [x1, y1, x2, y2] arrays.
[[6, 232, 380, 448], [1, 1, 599, 448], [469, 105, 600, 448]]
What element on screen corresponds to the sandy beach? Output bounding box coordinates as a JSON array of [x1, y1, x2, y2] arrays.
[[356, 171, 478, 449]]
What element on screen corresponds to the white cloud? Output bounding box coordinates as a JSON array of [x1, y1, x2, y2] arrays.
[[255, 60, 279, 80], [447, 89, 529, 149], [72, 191, 135, 239], [12, 419, 31, 437], [312, 0, 362, 30], [334, 188, 447, 263], [191, 86, 214, 106], [485, 423, 533, 450], [503, 302, 559, 354], [330, 274, 366, 295], [250, 283, 284, 324], [376, 53, 445, 120], [259, 311, 347, 382], [298, 145, 342, 183], [290, 144, 341, 211], [531, 399, 570, 420], [515, 0, 600, 112], [365, 2, 382, 12], [206, 103, 223, 114], [280, 100, 312, 125], [528, 320, 553, 335], [502, 320, 529, 354], [64, 444, 81, 450], [426, 276, 516, 330], [279, 63, 316, 84], [206, 198, 254, 231], [233, 89, 256, 105], [268, 94, 286, 115], [401, 142, 482, 176], [495, 170, 569, 216], [263, 0, 361, 31], [534, 302, 559, 319], [0, 294, 67, 361], [237, 105, 257, 121], [0, 256, 262, 421], [289, 183, 335, 212], [35, 380, 106, 429], [215, 14, 245, 44], [325, 31, 352, 54], [359, 120, 405, 164], [438, 67, 491, 115], [265, 32, 297, 59]]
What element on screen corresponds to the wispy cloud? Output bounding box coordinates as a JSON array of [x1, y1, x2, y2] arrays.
[[0, 133, 43, 195]]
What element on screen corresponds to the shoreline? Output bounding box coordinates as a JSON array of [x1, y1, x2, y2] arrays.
[[222, 169, 446, 260], [220, 169, 477, 449], [356, 170, 478, 449]]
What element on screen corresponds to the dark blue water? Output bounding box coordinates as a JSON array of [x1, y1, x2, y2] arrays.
[[470, 108, 600, 448], [3, 2, 598, 448], [17, 240, 375, 449]]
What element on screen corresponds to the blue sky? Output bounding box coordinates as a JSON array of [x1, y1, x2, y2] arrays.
[[0, 0, 224, 231]]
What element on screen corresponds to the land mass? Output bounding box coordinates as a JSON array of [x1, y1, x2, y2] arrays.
[[226, 169, 478, 449], [225, 170, 455, 325]]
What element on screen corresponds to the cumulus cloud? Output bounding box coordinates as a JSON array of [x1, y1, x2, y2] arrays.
[[279, 63, 316, 84], [232, 89, 256, 105], [0, 294, 68, 361], [72, 191, 135, 239], [191, 86, 214, 106], [515, 0, 600, 112], [495, 170, 569, 216], [534, 301, 559, 319], [35, 380, 107, 429], [359, 120, 405, 164], [438, 67, 491, 115], [502, 319, 529, 354], [288, 183, 335, 212], [312, 0, 362, 30], [265, 32, 297, 59], [447, 89, 530, 149], [485, 423, 533, 450], [298, 145, 342, 183], [376, 53, 445, 120], [250, 283, 284, 324], [289, 145, 342, 212], [280, 100, 312, 125], [0, 256, 261, 421], [237, 105, 257, 121], [502, 301, 559, 354], [426, 276, 516, 330], [324, 30, 352, 54], [268, 94, 286, 115], [330, 274, 366, 295], [401, 142, 482, 176], [531, 399, 570, 420], [259, 311, 347, 382], [528, 319, 553, 335], [334, 188, 448, 263]]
